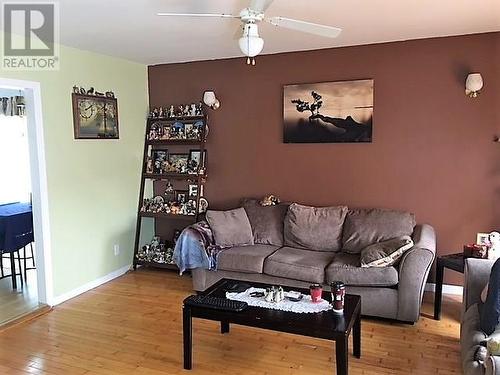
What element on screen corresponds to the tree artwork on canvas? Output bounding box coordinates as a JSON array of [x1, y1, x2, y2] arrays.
[[284, 79, 373, 143]]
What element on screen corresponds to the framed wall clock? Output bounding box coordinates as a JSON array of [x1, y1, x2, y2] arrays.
[[72, 92, 119, 139]]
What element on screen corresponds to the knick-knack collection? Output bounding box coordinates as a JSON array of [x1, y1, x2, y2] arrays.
[[136, 236, 174, 264], [265, 286, 285, 303], [149, 102, 203, 119]]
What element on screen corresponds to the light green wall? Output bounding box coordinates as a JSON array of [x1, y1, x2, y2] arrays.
[[0, 39, 149, 297]]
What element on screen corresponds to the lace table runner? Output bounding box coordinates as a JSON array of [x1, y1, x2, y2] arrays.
[[226, 287, 331, 314]]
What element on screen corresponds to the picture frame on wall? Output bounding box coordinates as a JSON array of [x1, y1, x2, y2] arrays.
[[72, 93, 119, 139], [283, 79, 373, 143]]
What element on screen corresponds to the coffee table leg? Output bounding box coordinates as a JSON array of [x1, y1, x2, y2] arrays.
[[353, 310, 361, 358], [335, 336, 348, 375], [220, 321, 230, 334], [434, 258, 444, 320], [183, 306, 192, 370]]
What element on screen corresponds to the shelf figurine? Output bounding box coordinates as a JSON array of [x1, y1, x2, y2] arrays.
[[177, 105, 184, 117], [165, 180, 174, 194], [190, 103, 197, 117], [196, 102, 204, 116], [168, 105, 175, 118]]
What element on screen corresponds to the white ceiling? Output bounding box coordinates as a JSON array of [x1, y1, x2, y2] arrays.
[[58, 0, 500, 65]]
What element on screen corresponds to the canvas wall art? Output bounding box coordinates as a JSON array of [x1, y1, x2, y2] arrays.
[[283, 79, 373, 143]]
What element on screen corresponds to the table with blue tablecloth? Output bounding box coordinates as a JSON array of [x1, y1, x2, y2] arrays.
[[0, 202, 34, 288]]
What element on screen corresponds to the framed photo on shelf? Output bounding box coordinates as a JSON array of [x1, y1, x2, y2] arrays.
[[176, 190, 188, 204], [476, 232, 490, 245], [169, 153, 189, 174], [151, 149, 168, 174], [72, 93, 119, 139], [188, 149, 207, 173], [148, 122, 163, 140], [170, 121, 186, 140]]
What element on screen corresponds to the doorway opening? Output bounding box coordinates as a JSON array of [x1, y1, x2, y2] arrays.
[[0, 78, 52, 325]]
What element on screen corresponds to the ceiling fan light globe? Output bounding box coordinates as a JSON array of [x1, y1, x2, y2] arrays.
[[238, 36, 264, 57]]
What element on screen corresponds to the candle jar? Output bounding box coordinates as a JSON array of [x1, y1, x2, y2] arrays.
[[330, 281, 346, 314], [309, 284, 323, 303]]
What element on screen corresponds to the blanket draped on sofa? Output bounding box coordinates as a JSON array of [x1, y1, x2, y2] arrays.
[[173, 221, 223, 274]]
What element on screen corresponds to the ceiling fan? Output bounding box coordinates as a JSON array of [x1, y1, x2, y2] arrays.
[[158, 0, 342, 65]]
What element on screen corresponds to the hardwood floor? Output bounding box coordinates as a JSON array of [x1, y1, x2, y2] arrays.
[[0, 265, 40, 326], [0, 269, 463, 374]]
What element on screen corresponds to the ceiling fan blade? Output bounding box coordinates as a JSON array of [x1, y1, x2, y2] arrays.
[[157, 12, 238, 19], [266, 17, 342, 38], [249, 0, 274, 13]]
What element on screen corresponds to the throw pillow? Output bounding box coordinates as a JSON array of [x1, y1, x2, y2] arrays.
[[206, 208, 254, 248], [284, 203, 348, 252], [360, 236, 414, 268], [242, 199, 289, 246], [342, 208, 416, 254]]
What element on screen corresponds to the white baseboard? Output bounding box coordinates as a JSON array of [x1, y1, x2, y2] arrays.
[[425, 282, 463, 296], [50, 264, 131, 306]]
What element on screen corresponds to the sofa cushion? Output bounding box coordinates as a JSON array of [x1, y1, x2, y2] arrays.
[[284, 203, 348, 252], [342, 208, 416, 254], [206, 208, 254, 248], [217, 244, 280, 274], [325, 253, 399, 286], [242, 199, 289, 246], [263, 246, 336, 284], [360, 236, 414, 268]]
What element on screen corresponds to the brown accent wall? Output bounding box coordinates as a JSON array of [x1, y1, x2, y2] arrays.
[[148, 32, 500, 285]]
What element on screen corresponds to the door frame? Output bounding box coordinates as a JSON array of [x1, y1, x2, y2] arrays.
[[0, 77, 53, 305]]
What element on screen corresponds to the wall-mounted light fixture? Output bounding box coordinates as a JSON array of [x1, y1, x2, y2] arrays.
[[465, 73, 483, 98], [203, 90, 220, 110]]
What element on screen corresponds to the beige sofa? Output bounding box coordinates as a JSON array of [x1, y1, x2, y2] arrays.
[[187, 201, 436, 323]]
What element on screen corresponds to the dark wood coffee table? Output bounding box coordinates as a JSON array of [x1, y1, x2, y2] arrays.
[[183, 279, 361, 375]]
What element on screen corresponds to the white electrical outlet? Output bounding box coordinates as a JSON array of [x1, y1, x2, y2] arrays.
[[113, 244, 120, 256]]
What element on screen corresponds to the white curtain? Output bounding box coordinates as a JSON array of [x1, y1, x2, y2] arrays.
[[0, 114, 31, 205]]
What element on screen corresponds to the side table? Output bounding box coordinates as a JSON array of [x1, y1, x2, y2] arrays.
[[434, 253, 464, 320]]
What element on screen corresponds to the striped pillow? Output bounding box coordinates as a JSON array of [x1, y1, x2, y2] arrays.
[[360, 236, 414, 268]]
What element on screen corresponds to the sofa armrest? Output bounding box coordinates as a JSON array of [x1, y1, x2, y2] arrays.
[[464, 258, 495, 312], [412, 223, 436, 252], [397, 246, 436, 322], [486, 355, 500, 375]]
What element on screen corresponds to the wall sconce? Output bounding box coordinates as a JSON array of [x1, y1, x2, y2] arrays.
[[465, 73, 483, 98], [203, 90, 220, 110]]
